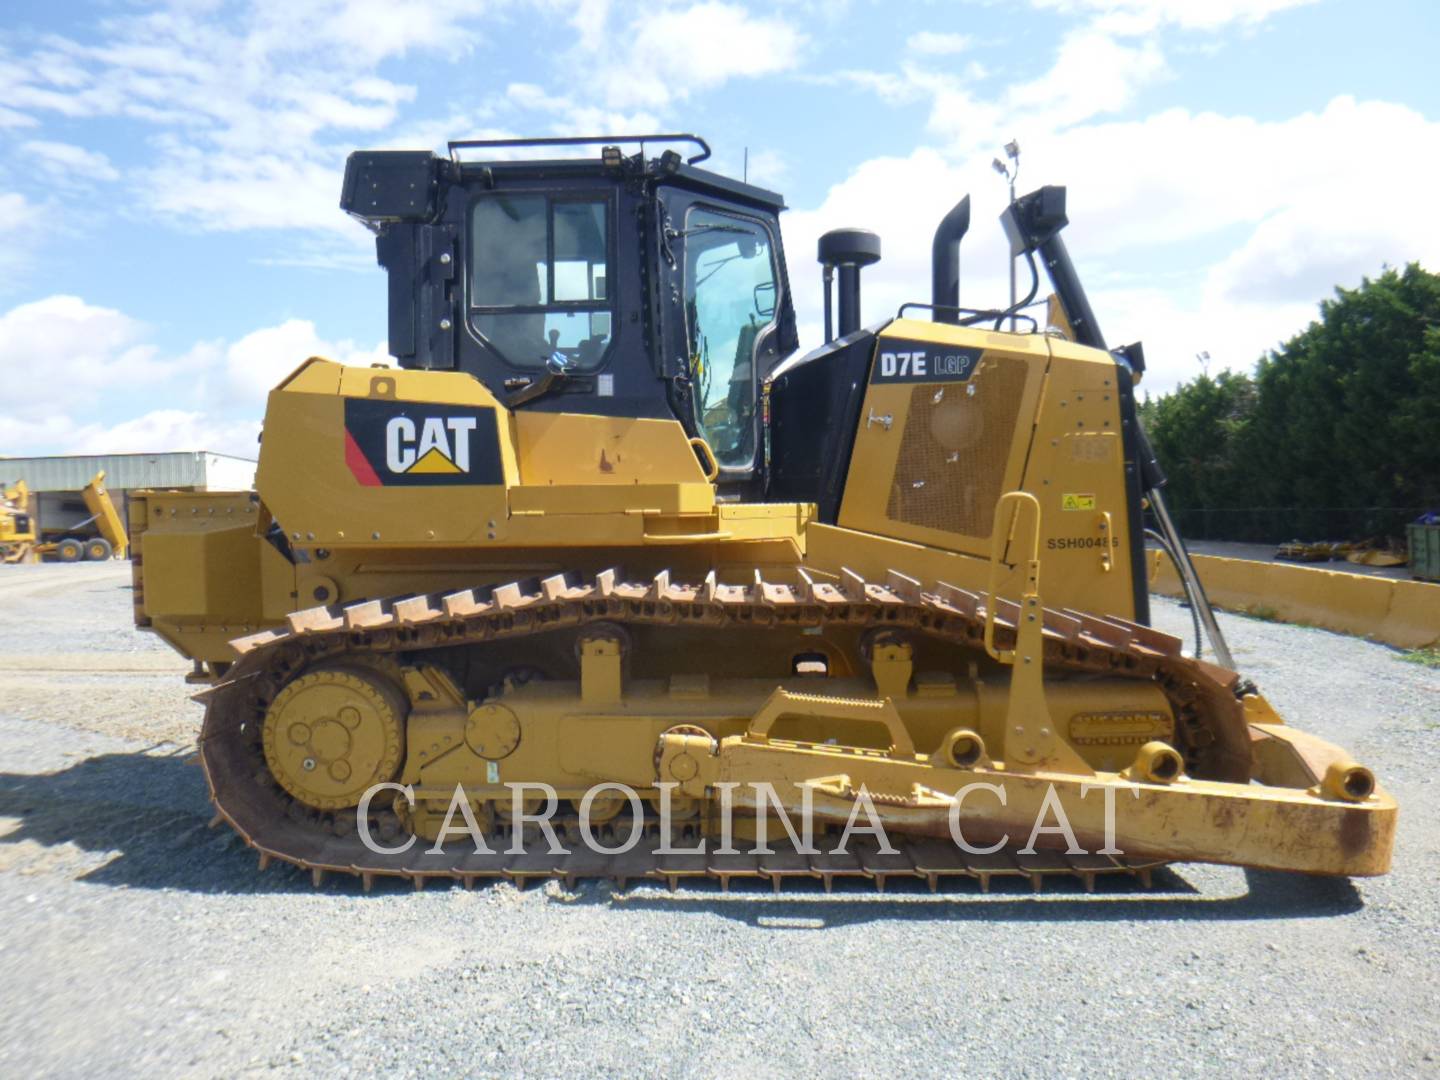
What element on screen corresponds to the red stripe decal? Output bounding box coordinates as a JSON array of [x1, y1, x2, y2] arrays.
[[344, 429, 382, 486]]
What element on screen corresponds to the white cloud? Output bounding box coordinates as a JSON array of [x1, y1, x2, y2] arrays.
[[142, 142, 369, 235], [0, 192, 43, 291], [585, 2, 807, 109], [839, 22, 1168, 154], [1086, 284, 1317, 390], [1210, 205, 1418, 308], [783, 148, 998, 345], [0, 1, 800, 242], [629, 2, 803, 87], [782, 93, 1440, 394], [564, 0, 614, 51], [20, 139, 121, 182], [0, 0, 1427, 433], [349, 77, 418, 107], [1030, 0, 1317, 33], [823, 68, 945, 107], [0, 0, 805, 241], [64, 410, 262, 458], [742, 148, 789, 188], [0, 409, 261, 460], [274, 0, 491, 65], [1000, 27, 1167, 133], [0, 296, 205, 421], [0, 2, 497, 236], [502, 83, 663, 142], [0, 296, 386, 457], [0, 192, 29, 233], [0, 104, 37, 129], [775, 0, 1436, 398], [224, 318, 389, 401], [907, 31, 973, 56], [1034, 96, 1440, 278]]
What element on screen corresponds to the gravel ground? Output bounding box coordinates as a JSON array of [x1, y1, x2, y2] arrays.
[[1, 561, 1436, 1078]]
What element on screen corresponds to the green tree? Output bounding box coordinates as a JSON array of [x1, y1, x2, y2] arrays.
[[1140, 371, 1256, 537], [1141, 263, 1440, 542]]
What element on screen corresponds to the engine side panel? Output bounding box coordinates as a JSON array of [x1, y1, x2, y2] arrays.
[[835, 318, 1140, 622]]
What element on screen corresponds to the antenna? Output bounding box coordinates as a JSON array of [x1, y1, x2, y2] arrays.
[[744, 147, 748, 183]]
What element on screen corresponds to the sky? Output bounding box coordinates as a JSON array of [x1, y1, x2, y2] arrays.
[[1, 0, 1438, 459]]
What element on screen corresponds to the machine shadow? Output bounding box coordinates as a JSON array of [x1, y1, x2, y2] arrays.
[[0, 750, 319, 895], [0, 750, 1367, 918], [578, 866, 1364, 925]]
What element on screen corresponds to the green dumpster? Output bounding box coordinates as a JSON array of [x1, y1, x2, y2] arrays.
[[1409, 523, 1440, 582]]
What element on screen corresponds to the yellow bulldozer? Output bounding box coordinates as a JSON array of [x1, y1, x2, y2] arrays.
[[130, 135, 1394, 891], [2, 471, 128, 564]]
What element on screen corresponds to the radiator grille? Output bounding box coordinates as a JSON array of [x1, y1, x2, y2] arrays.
[[884, 358, 1029, 540]]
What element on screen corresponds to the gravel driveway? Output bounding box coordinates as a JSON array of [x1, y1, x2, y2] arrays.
[[1, 562, 1436, 1078]]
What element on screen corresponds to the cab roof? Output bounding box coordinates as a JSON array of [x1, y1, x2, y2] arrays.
[[447, 133, 785, 210], [342, 133, 787, 226]]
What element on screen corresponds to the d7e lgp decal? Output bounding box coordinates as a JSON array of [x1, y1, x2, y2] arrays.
[[870, 338, 984, 384]]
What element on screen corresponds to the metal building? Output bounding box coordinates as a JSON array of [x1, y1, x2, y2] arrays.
[[0, 451, 255, 493], [0, 451, 256, 547]]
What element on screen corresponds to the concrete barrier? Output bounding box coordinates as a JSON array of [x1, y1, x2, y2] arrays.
[[1150, 553, 1440, 649]]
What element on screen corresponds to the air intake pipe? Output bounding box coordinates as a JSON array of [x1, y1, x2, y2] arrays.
[[930, 195, 971, 324], [999, 185, 1106, 348], [818, 229, 882, 341]]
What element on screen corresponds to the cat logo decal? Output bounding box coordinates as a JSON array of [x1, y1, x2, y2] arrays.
[[343, 399, 503, 486]]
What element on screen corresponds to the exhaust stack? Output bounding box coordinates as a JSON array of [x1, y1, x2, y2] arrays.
[[930, 195, 971, 324], [818, 229, 881, 341]]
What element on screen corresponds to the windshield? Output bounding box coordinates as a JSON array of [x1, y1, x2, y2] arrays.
[[684, 209, 777, 469], [469, 194, 611, 370]]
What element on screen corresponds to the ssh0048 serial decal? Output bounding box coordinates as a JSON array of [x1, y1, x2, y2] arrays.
[[1047, 535, 1121, 551], [343, 399, 503, 486], [870, 338, 984, 383]]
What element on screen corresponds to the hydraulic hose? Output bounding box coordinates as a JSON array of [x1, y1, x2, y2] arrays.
[[1148, 491, 1234, 669], [1146, 527, 1203, 660]]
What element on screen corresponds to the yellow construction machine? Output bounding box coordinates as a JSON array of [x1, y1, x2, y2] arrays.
[[130, 135, 1394, 890], [2, 472, 128, 564]]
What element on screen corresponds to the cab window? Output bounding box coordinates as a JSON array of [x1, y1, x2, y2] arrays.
[[684, 209, 777, 468], [469, 194, 611, 370]]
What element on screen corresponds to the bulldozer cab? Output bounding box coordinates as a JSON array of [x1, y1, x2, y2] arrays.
[[341, 135, 799, 488]]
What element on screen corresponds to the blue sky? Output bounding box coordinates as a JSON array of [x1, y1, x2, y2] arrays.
[[2, 0, 1438, 456]]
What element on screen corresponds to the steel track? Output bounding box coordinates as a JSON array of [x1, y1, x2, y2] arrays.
[[197, 566, 1253, 892]]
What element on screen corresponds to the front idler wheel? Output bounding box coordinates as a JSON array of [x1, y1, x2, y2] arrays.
[[261, 665, 407, 810]]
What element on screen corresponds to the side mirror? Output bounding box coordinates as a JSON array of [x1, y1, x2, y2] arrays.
[[754, 281, 776, 319]]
